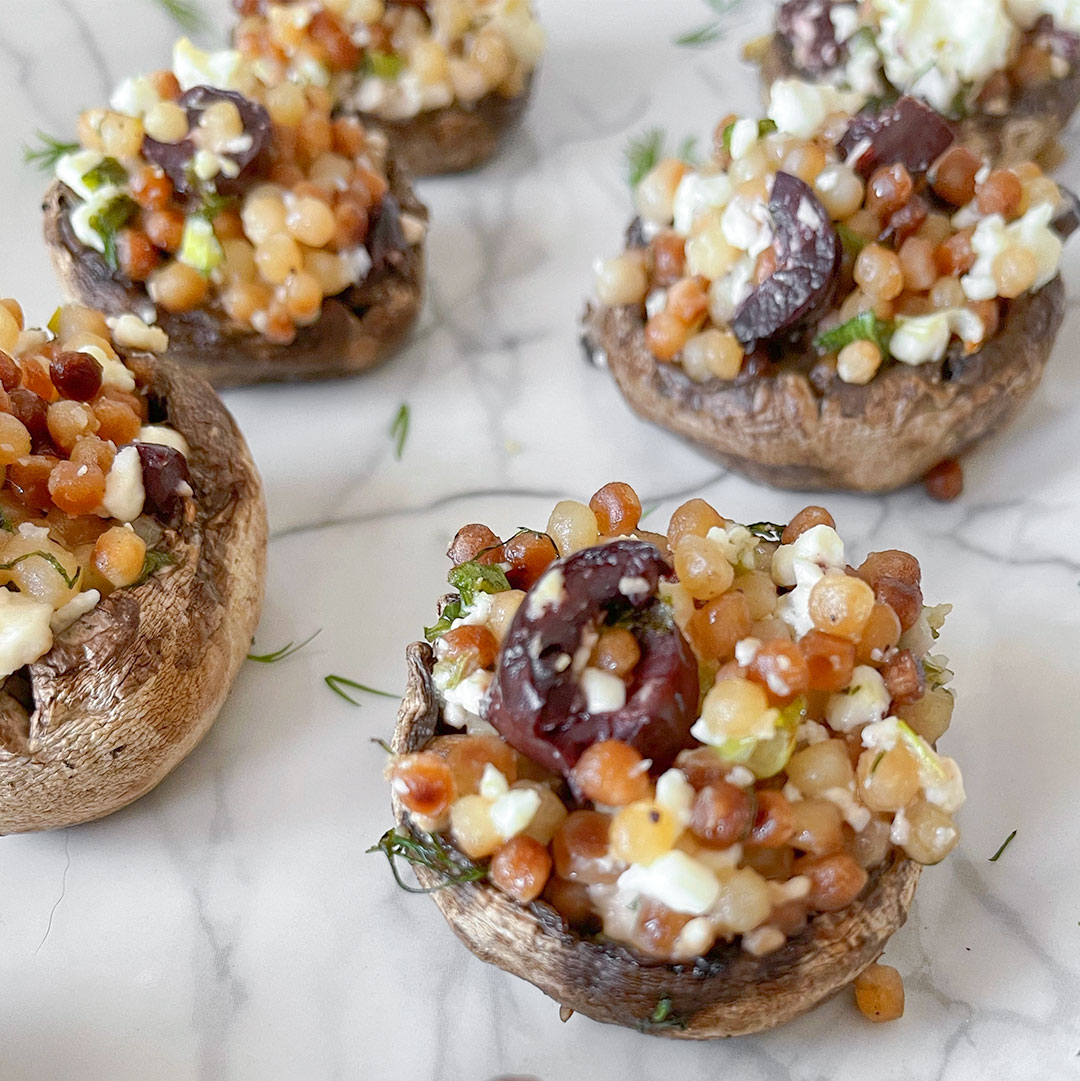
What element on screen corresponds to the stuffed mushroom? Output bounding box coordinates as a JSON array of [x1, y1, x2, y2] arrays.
[[584, 97, 1074, 492], [751, 0, 1080, 165], [0, 300, 266, 833], [231, 0, 544, 176], [380, 484, 963, 1036], [43, 38, 428, 387]]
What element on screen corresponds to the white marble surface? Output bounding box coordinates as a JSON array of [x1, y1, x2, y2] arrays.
[[1, 1, 1079, 1078]]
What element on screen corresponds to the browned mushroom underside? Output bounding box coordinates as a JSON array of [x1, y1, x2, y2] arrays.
[[0, 355, 267, 833], [354, 78, 533, 176], [582, 277, 1063, 492], [391, 642, 921, 1038], [756, 34, 1080, 165], [43, 160, 427, 388]]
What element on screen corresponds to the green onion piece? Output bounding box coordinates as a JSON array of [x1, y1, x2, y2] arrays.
[[81, 157, 127, 192], [814, 310, 894, 355], [89, 195, 138, 270], [366, 51, 404, 79], [178, 216, 224, 275]]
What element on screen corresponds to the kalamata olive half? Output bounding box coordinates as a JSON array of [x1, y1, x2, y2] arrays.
[[136, 442, 190, 521], [777, 0, 851, 76], [142, 86, 271, 197], [839, 96, 955, 180], [731, 171, 841, 348], [486, 539, 700, 778]]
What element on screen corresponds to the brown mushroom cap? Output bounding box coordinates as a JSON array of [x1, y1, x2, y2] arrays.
[[756, 33, 1080, 165], [42, 159, 426, 388], [0, 352, 267, 833], [391, 642, 921, 1038], [582, 277, 1064, 492], [355, 79, 533, 176]]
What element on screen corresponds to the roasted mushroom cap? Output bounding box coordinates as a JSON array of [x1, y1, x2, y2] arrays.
[[756, 34, 1080, 166], [355, 78, 533, 176], [583, 278, 1064, 492], [42, 160, 426, 388], [391, 642, 921, 1038], [0, 353, 267, 833]]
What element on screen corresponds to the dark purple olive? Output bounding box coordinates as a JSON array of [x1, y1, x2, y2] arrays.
[[366, 194, 407, 273], [1052, 185, 1080, 239], [731, 171, 841, 348], [142, 86, 271, 197], [135, 442, 190, 521], [838, 95, 955, 180], [486, 539, 700, 778], [776, 0, 850, 76]]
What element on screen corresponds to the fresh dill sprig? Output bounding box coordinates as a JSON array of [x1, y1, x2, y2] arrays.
[[0, 552, 80, 589], [390, 403, 409, 460], [989, 830, 1017, 863], [367, 828, 487, 894], [23, 131, 79, 171], [134, 548, 179, 586], [624, 129, 698, 189], [154, 0, 208, 34], [325, 674, 398, 705], [247, 629, 322, 663]]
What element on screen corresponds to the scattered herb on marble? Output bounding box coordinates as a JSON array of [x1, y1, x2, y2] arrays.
[[0, 552, 80, 589], [247, 629, 322, 663], [325, 674, 398, 705], [989, 829, 1017, 862], [674, 0, 745, 47], [390, 403, 410, 459], [371, 737, 394, 754], [154, 0, 208, 34], [23, 131, 79, 171], [368, 828, 487, 894]]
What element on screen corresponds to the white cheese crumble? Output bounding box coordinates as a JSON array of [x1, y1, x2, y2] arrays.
[[173, 38, 244, 93], [705, 523, 757, 569], [107, 313, 169, 354], [728, 117, 761, 160], [102, 445, 145, 522], [961, 202, 1064, 302], [671, 916, 716, 960], [734, 636, 763, 668], [526, 566, 565, 619], [771, 524, 846, 587], [109, 75, 162, 118], [742, 926, 786, 957], [655, 768, 695, 826], [767, 78, 866, 139], [0, 592, 54, 680], [137, 426, 190, 457], [618, 575, 651, 602], [490, 787, 541, 840], [50, 589, 100, 635], [580, 667, 627, 714], [889, 308, 986, 364], [826, 665, 892, 731], [436, 668, 492, 729], [872, 0, 1017, 112], [672, 173, 734, 236], [618, 851, 720, 916], [823, 785, 873, 832]]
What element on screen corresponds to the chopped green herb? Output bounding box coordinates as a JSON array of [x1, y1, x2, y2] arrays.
[[367, 828, 487, 894], [746, 521, 784, 544], [154, 0, 208, 34], [366, 51, 404, 79], [676, 135, 699, 165], [247, 628, 322, 663], [325, 674, 398, 706], [196, 189, 239, 222], [650, 997, 673, 1024], [722, 117, 777, 154], [814, 311, 894, 355], [432, 654, 471, 692], [989, 829, 1017, 863], [448, 561, 511, 608], [424, 598, 464, 643], [23, 131, 79, 171], [390, 403, 409, 460], [179, 216, 224, 275], [134, 548, 178, 586], [641, 993, 688, 1030], [89, 195, 138, 270], [870, 750, 886, 774], [624, 128, 698, 189], [836, 222, 869, 257], [81, 157, 127, 192], [0, 552, 80, 590]]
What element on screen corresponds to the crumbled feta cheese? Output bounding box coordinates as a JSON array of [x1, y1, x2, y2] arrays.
[[490, 786, 541, 839], [173, 38, 244, 92], [826, 665, 891, 731], [728, 117, 761, 160], [771, 524, 846, 587], [767, 78, 865, 139], [830, 4, 861, 42], [526, 567, 565, 619], [447, 590, 495, 631], [778, 560, 827, 639], [645, 288, 669, 319], [618, 851, 720, 916], [655, 769, 695, 826], [437, 668, 492, 728], [672, 173, 734, 235], [962, 202, 1064, 301], [479, 763, 510, 800], [721, 196, 773, 257], [17, 523, 49, 541], [844, 31, 886, 96], [823, 785, 873, 831], [890, 807, 911, 845], [109, 75, 161, 118], [108, 313, 169, 354], [137, 425, 190, 457], [0, 592, 54, 679], [734, 636, 763, 668], [861, 716, 903, 751], [103, 445, 145, 522], [707, 257, 755, 322], [725, 765, 756, 788], [872, 0, 1017, 112], [783, 781, 804, 802], [797, 719, 830, 745], [581, 667, 627, 714], [889, 308, 986, 364], [50, 589, 100, 635], [693, 842, 744, 873], [705, 523, 757, 569], [618, 575, 651, 601]]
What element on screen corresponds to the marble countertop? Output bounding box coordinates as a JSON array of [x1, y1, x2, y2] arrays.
[[1, 1, 1079, 1078]]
